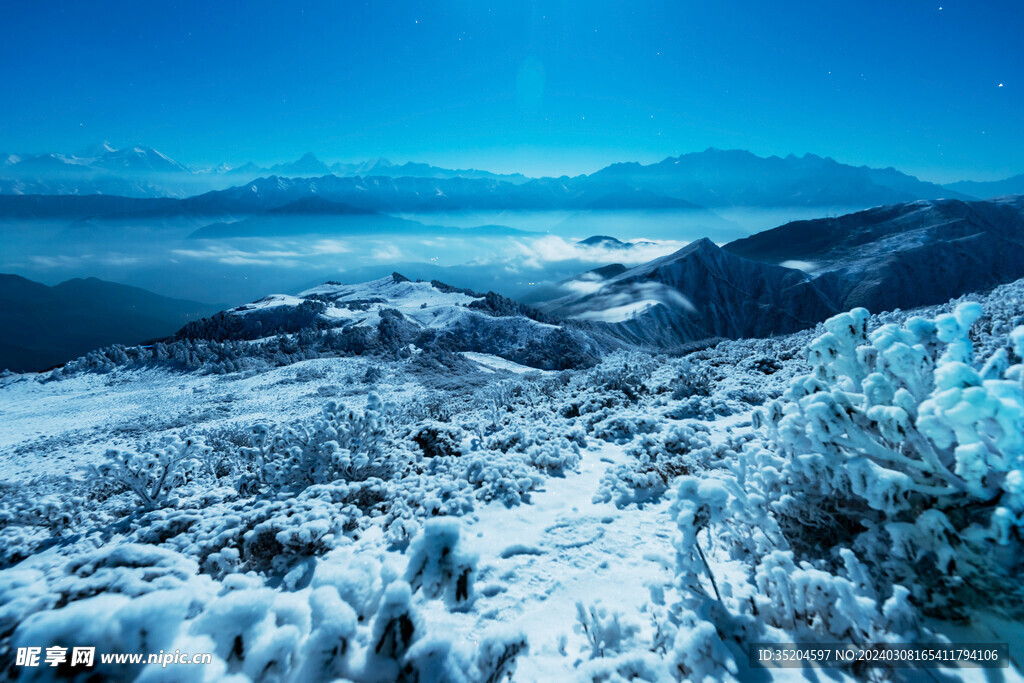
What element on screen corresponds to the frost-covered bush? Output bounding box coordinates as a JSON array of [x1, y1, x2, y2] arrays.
[[1, 523, 524, 683], [669, 363, 714, 400], [754, 302, 1024, 614], [587, 351, 659, 401], [120, 477, 388, 583], [662, 396, 716, 421], [487, 419, 585, 454], [409, 421, 465, 459], [242, 394, 404, 492], [752, 549, 918, 642], [481, 379, 520, 427], [464, 452, 545, 508], [404, 519, 477, 611], [574, 601, 641, 659], [595, 423, 713, 508], [525, 442, 580, 476], [88, 436, 209, 509], [591, 413, 663, 444]]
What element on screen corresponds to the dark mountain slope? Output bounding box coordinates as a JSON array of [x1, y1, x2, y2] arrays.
[[724, 196, 1024, 312], [0, 275, 220, 372], [540, 238, 837, 346]]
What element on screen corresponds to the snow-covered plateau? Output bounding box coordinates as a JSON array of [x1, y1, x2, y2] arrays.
[[1, 274, 1023, 682]]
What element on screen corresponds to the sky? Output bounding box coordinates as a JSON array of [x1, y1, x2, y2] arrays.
[[1, 1, 1021, 182]]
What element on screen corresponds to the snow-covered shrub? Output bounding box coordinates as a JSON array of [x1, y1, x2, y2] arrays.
[[591, 413, 663, 444], [0, 493, 80, 543], [363, 364, 384, 384], [574, 601, 641, 659], [672, 476, 736, 605], [241, 501, 345, 581], [11, 591, 200, 681], [409, 421, 465, 459], [669, 363, 713, 400], [481, 379, 520, 427], [382, 472, 476, 547], [404, 518, 477, 611], [0, 526, 45, 569], [664, 394, 727, 421], [469, 628, 529, 683], [486, 418, 582, 454], [464, 452, 545, 507], [668, 609, 737, 683], [595, 423, 713, 508], [368, 580, 420, 675], [291, 585, 360, 681], [365, 576, 527, 682], [310, 549, 387, 622], [525, 442, 580, 476], [88, 436, 208, 509], [751, 549, 916, 642], [242, 394, 403, 491], [587, 351, 659, 402], [754, 302, 1024, 614], [0, 533, 517, 682], [578, 653, 669, 682], [130, 480, 384, 577], [0, 545, 216, 680]]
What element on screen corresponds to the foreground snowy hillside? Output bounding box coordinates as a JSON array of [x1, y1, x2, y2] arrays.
[[1, 276, 1023, 681]]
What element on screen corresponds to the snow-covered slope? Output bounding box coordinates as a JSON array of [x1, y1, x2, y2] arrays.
[[2, 278, 1022, 681], [174, 273, 608, 371]]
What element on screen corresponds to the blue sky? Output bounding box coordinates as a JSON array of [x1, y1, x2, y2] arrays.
[[1, 1, 1021, 181]]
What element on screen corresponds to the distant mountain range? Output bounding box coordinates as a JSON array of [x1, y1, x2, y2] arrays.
[[3, 145, 1020, 211], [0, 145, 532, 198], [0, 173, 738, 233], [187, 197, 539, 239], [943, 174, 1024, 199], [7, 194, 1024, 371], [587, 149, 973, 207], [0, 275, 220, 372], [229, 153, 532, 186]]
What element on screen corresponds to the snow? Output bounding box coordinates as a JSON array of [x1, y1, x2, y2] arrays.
[[462, 352, 545, 374], [233, 294, 307, 314], [570, 299, 660, 322], [3, 278, 1024, 681]]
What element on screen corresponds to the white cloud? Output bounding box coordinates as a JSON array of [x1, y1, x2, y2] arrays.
[[564, 281, 696, 322], [310, 239, 351, 255], [171, 245, 306, 267], [371, 245, 404, 261], [28, 253, 142, 268], [508, 235, 685, 269], [780, 259, 817, 272]]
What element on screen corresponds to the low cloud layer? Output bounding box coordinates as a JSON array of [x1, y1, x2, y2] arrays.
[[564, 281, 696, 323], [508, 235, 686, 269]]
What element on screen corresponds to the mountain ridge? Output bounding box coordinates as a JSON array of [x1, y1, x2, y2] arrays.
[[0, 274, 221, 372], [2, 145, 1008, 210]]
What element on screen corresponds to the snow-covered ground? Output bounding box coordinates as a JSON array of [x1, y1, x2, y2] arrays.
[[1, 279, 1023, 681]]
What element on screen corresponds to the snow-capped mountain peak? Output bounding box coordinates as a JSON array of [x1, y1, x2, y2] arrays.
[[91, 145, 192, 174]]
